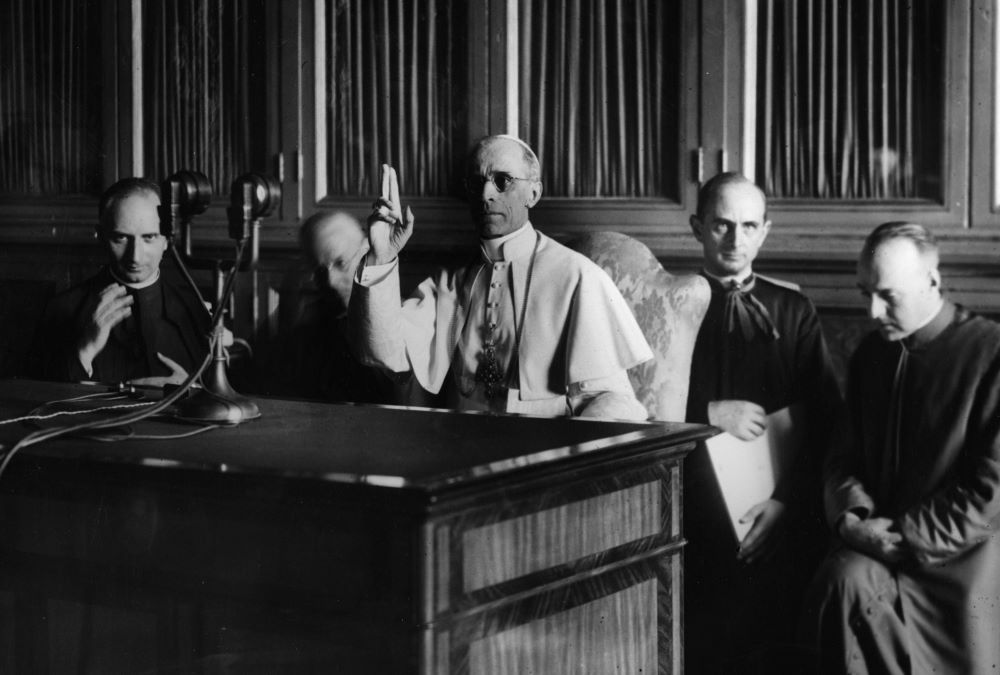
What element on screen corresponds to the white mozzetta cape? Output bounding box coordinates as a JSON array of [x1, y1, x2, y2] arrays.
[[352, 224, 652, 414]]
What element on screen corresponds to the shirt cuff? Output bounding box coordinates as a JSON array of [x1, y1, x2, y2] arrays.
[[567, 370, 634, 397], [568, 371, 648, 420], [358, 258, 398, 287]]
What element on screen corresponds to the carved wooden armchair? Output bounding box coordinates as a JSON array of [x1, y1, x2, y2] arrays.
[[568, 232, 710, 421]]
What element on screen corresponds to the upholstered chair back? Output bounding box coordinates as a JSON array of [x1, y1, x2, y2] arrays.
[[567, 232, 710, 421]]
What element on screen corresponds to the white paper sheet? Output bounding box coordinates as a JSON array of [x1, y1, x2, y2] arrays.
[[704, 406, 802, 543]]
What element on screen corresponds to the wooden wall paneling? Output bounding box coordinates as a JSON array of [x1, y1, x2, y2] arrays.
[[278, 0, 304, 223], [970, 0, 998, 228]]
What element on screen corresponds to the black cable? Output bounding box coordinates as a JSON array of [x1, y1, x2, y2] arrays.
[[169, 243, 208, 309], [129, 424, 220, 441], [0, 391, 138, 427], [6, 401, 155, 427], [0, 239, 250, 483], [0, 348, 214, 481]]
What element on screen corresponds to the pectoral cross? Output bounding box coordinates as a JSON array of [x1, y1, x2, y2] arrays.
[[474, 340, 506, 399]]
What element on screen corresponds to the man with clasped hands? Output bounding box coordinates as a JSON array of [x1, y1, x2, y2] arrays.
[[808, 222, 1000, 674]]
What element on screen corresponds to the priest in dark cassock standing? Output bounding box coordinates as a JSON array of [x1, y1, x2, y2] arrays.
[[34, 178, 211, 386], [807, 222, 1000, 674], [683, 172, 843, 673]]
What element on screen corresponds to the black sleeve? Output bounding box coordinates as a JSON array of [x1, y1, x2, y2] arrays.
[[772, 299, 846, 516], [29, 291, 91, 383]]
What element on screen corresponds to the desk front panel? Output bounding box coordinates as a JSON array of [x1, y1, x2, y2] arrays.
[[0, 445, 692, 674], [422, 451, 688, 674], [0, 384, 708, 672]]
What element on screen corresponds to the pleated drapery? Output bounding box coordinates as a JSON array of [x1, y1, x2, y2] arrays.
[[323, 0, 467, 197], [756, 0, 944, 200], [144, 0, 267, 195], [0, 0, 102, 195], [518, 0, 680, 199]]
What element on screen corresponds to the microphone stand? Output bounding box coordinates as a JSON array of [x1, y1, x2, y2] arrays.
[[173, 253, 259, 425], [164, 173, 280, 425]]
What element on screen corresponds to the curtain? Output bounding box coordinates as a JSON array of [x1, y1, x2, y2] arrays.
[[757, 0, 944, 200], [325, 0, 467, 197], [0, 0, 103, 195], [144, 0, 267, 195], [519, 0, 679, 199]]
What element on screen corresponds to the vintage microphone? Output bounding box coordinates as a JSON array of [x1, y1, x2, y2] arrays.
[[159, 170, 212, 248], [226, 172, 280, 269], [160, 171, 213, 308], [0, 173, 278, 481], [169, 172, 281, 425]]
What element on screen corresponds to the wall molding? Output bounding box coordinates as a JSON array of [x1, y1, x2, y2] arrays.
[[2, 206, 999, 317]]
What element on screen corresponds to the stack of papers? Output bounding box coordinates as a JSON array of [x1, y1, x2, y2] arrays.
[[704, 406, 803, 542]]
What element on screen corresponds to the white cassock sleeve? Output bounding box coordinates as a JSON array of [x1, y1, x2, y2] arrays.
[[350, 237, 653, 421], [351, 259, 462, 395], [568, 371, 650, 420]]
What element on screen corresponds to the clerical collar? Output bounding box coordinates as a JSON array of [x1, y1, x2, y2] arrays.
[[701, 268, 753, 288], [902, 299, 953, 350], [700, 269, 780, 341], [109, 267, 161, 290], [480, 222, 535, 262]]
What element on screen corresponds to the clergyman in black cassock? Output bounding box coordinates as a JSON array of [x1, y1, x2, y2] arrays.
[[36, 267, 209, 384], [32, 177, 210, 386], [808, 223, 1000, 674], [683, 173, 843, 674]]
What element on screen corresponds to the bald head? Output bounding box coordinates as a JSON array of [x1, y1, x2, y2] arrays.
[[689, 172, 771, 279], [299, 211, 368, 315], [856, 222, 943, 341], [860, 221, 939, 269], [695, 172, 767, 222], [96, 177, 167, 284], [98, 177, 161, 236]]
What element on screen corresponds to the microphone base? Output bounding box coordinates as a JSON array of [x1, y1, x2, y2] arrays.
[[172, 388, 260, 426], [173, 356, 260, 425]]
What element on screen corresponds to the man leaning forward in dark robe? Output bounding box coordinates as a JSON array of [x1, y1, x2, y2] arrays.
[[807, 222, 1000, 674], [34, 178, 210, 386], [683, 172, 843, 673]]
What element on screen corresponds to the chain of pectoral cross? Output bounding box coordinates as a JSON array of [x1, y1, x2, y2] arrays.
[[473, 232, 541, 399]]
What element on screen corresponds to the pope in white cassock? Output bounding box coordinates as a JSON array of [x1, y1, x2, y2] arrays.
[[350, 135, 652, 419]]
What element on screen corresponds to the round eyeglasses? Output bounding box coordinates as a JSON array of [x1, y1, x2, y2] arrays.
[[464, 171, 531, 194]]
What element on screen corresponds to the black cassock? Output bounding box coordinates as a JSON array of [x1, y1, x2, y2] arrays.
[[815, 302, 1000, 674], [250, 295, 392, 405], [684, 272, 842, 672], [34, 267, 210, 384]]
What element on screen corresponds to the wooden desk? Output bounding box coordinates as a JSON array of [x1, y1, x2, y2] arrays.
[[0, 380, 712, 674]]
